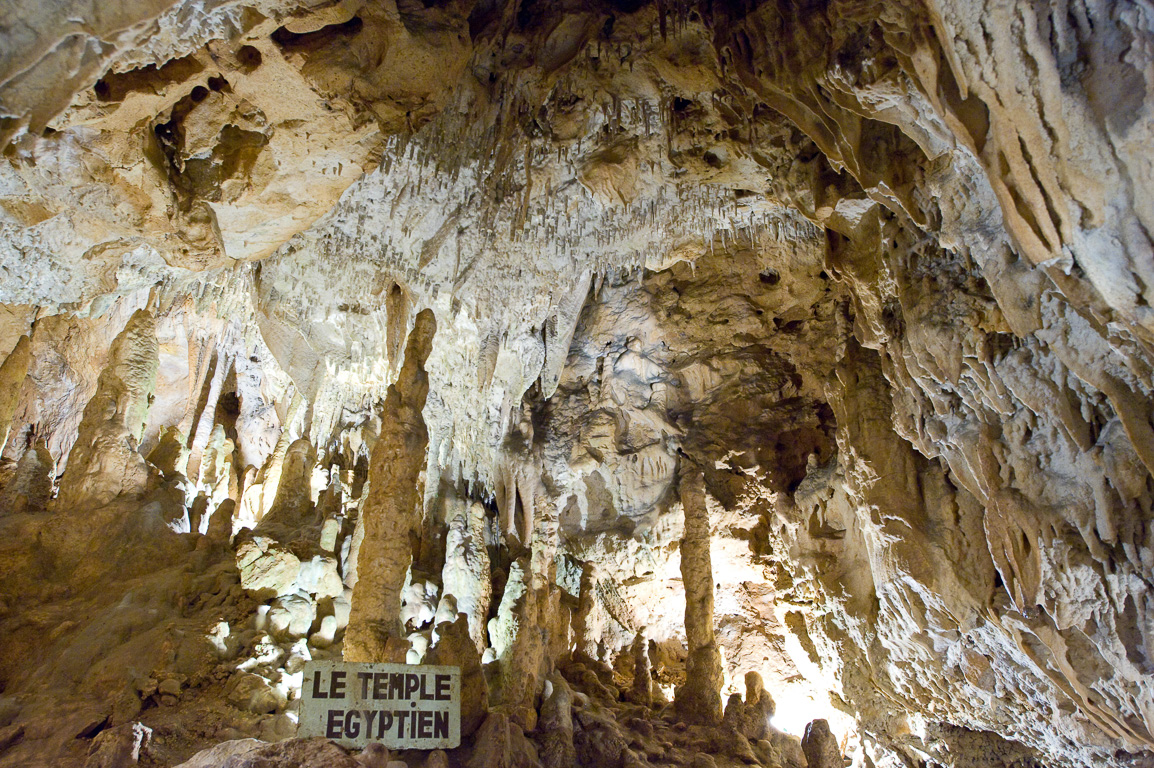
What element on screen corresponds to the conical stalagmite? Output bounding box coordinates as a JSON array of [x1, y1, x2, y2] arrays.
[[345, 309, 437, 661], [674, 465, 723, 725], [0, 438, 52, 515], [441, 498, 492, 653], [629, 629, 652, 706], [56, 310, 159, 511]]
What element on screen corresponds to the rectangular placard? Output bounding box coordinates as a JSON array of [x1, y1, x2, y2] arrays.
[[299, 661, 461, 749]]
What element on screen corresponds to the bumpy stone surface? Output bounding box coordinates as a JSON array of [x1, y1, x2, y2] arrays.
[[0, 336, 31, 457], [344, 308, 436, 661], [0, 2, 1152, 767], [55, 309, 158, 511], [674, 467, 722, 726]]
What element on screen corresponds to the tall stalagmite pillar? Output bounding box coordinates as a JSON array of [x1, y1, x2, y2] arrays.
[[675, 464, 723, 724], [344, 309, 436, 662]]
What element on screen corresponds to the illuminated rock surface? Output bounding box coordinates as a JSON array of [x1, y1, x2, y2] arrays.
[[0, 1, 1152, 767]]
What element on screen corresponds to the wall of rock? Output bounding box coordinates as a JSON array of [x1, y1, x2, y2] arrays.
[[0, 1, 1151, 767]]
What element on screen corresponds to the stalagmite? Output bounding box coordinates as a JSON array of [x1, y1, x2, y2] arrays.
[[259, 438, 317, 532], [345, 309, 436, 661], [55, 310, 159, 511], [441, 499, 493, 653], [536, 672, 577, 768], [674, 465, 723, 725], [740, 672, 774, 742], [628, 629, 652, 707], [0, 439, 52, 515], [426, 612, 489, 738], [801, 720, 843, 768]]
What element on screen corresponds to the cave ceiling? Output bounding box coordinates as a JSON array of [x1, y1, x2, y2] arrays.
[[0, 0, 1152, 767]]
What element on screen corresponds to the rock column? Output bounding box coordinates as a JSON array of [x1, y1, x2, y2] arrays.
[[675, 464, 723, 724], [345, 309, 436, 661]]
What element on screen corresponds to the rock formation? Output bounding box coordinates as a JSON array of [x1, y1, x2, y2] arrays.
[[55, 309, 158, 511], [674, 466, 723, 726], [0, 1, 1152, 767], [345, 308, 436, 662]]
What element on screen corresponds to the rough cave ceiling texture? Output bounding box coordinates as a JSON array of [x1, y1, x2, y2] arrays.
[[0, 0, 1152, 767]]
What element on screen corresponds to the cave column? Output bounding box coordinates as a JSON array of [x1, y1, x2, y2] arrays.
[[675, 463, 723, 725], [344, 309, 436, 662]]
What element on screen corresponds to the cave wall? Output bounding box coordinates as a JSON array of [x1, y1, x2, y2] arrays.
[[0, 1, 1152, 767]]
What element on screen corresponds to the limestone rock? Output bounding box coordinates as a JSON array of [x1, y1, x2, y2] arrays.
[[573, 707, 628, 768], [355, 743, 390, 768], [467, 712, 539, 768], [235, 534, 301, 597], [55, 310, 158, 511], [83, 723, 151, 768], [0, 439, 53, 514], [227, 672, 286, 715], [0, 2, 1153, 768], [172, 739, 263, 768], [0, 336, 31, 456], [208, 737, 359, 767], [425, 612, 488, 738], [801, 720, 842, 768]]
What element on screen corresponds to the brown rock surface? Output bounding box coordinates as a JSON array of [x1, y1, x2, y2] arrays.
[[344, 308, 436, 661], [0, 2, 1151, 768]]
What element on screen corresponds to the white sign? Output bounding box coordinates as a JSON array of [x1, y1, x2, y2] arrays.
[[299, 661, 461, 749]]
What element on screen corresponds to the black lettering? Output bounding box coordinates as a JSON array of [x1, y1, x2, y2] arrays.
[[330, 670, 346, 699], [326, 709, 343, 739], [364, 710, 378, 735], [373, 672, 388, 700], [311, 672, 327, 699], [404, 674, 420, 699], [345, 709, 361, 739], [417, 710, 432, 739], [389, 673, 404, 699], [419, 674, 431, 700], [357, 672, 372, 698], [396, 711, 409, 738], [378, 712, 393, 738], [434, 711, 449, 739], [434, 674, 450, 701]]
